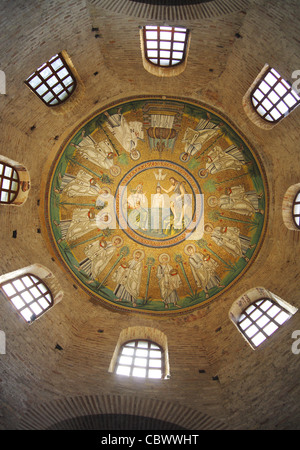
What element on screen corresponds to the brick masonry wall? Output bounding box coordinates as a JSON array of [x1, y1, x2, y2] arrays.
[[0, 0, 299, 430]]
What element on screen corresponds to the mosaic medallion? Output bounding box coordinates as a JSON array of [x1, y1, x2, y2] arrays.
[[46, 97, 268, 315]]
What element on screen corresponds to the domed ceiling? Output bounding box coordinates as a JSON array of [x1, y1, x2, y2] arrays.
[[45, 96, 268, 315]]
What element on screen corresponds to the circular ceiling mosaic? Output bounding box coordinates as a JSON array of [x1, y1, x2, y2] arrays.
[[46, 97, 268, 315]]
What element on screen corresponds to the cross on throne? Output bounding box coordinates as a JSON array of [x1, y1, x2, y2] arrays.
[[142, 101, 184, 155]]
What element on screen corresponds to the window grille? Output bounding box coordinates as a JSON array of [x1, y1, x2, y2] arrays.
[[238, 298, 292, 348], [0, 161, 19, 204], [292, 191, 300, 229], [0, 274, 53, 322], [251, 67, 300, 123], [115, 340, 163, 379], [25, 53, 77, 106], [143, 26, 189, 68]]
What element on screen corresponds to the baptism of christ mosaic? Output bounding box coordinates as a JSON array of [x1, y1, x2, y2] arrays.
[[46, 97, 268, 315]]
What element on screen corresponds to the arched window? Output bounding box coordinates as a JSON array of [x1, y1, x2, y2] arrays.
[[237, 298, 292, 348], [109, 327, 170, 378], [229, 288, 298, 350], [282, 183, 300, 231], [250, 66, 300, 124], [115, 340, 164, 379], [0, 264, 63, 323], [0, 156, 30, 206], [25, 52, 77, 106], [0, 161, 19, 204], [0, 273, 53, 322], [292, 190, 300, 229]]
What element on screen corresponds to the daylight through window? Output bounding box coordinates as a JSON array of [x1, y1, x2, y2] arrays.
[[0, 161, 19, 204], [115, 340, 163, 379], [0, 274, 53, 322], [238, 298, 292, 348], [143, 26, 189, 67], [251, 67, 300, 123], [293, 191, 300, 229], [25, 53, 77, 106]]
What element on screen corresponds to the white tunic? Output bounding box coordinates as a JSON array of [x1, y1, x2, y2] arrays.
[[76, 135, 114, 170], [113, 258, 143, 303]]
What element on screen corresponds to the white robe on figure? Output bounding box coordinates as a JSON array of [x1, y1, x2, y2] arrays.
[[75, 135, 114, 170], [106, 113, 144, 153], [60, 170, 101, 197], [113, 258, 143, 303], [127, 189, 148, 230], [188, 252, 220, 291], [95, 190, 116, 230], [64, 208, 99, 242], [206, 145, 244, 173], [219, 185, 259, 216], [157, 263, 181, 305], [210, 226, 250, 259], [182, 127, 219, 156], [83, 241, 117, 279]]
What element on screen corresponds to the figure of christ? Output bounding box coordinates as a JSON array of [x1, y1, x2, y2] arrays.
[[112, 250, 144, 307], [150, 185, 169, 233], [186, 245, 223, 298], [156, 254, 182, 309]]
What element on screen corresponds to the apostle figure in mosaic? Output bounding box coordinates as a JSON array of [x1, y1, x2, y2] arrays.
[[182, 127, 220, 159], [156, 254, 182, 309], [55, 207, 101, 243], [79, 236, 123, 281], [71, 131, 116, 171], [95, 187, 116, 230], [105, 110, 144, 154], [208, 185, 263, 216], [198, 145, 246, 178], [112, 250, 144, 307], [185, 244, 222, 298], [204, 224, 253, 261], [55, 170, 102, 198]]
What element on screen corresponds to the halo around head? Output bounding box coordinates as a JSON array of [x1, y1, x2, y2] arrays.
[[184, 243, 196, 255], [158, 253, 170, 263], [112, 235, 123, 247], [207, 195, 218, 208], [133, 249, 145, 260]]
